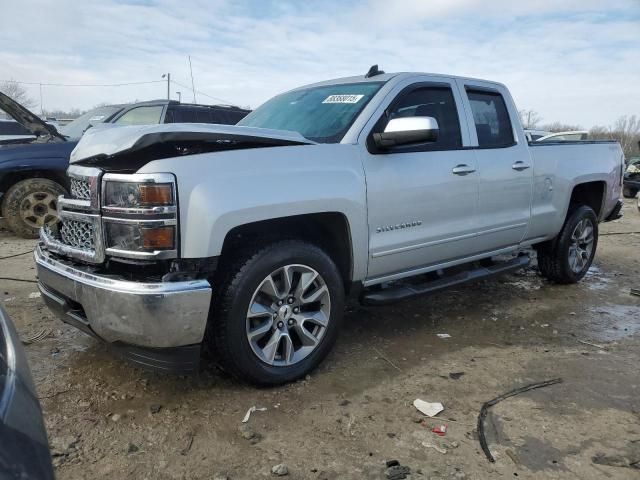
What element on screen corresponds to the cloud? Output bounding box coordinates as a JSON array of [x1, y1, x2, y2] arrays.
[[0, 0, 638, 127]]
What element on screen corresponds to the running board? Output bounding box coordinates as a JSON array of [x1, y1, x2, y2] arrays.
[[361, 255, 531, 306]]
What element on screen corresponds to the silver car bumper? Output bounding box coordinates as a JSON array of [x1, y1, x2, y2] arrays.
[[34, 244, 212, 350]]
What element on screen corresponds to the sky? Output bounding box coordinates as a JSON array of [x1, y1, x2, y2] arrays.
[[1, 0, 639, 128]]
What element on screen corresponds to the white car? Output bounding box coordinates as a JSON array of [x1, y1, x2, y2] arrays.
[[537, 131, 589, 142]]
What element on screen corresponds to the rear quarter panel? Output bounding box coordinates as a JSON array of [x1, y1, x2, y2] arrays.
[[526, 141, 623, 241], [137, 144, 369, 281]]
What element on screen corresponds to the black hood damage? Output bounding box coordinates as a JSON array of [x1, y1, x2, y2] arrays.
[[0, 92, 65, 142], [71, 125, 315, 172]]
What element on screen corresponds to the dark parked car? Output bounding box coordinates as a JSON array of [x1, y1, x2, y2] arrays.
[[0, 93, 250, 238], [623, 155, 640, 199], [0, 305, 54, 479]]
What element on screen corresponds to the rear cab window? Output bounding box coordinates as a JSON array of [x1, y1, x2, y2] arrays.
[[466, 89, 514, 148]]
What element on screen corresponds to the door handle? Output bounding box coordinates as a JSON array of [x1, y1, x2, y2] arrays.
[[452, 164, 476, 175], [512, 161, 531, 171]]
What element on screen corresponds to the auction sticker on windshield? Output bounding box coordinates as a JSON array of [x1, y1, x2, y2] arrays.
[[322, 94, 364, 104]]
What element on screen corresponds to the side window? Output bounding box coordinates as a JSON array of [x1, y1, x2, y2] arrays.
[[466, 90, 514, 148], [174, 107, 200, 123], [114, 106, 163, 126], [385, 86, 462, 149]]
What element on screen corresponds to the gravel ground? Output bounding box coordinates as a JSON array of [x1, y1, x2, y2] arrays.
[[1, 199, 639, 480]]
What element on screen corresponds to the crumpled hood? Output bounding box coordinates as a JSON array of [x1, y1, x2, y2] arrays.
[[70, 123, 315, 164], [0, 92, 65, 141]]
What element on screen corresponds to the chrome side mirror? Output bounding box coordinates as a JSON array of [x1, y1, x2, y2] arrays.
[[373, 116, 439, 149]]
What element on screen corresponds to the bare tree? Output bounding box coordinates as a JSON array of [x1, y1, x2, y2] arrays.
[[613, 115, 640, 159], [0, 80, 37, 110], [589, 115, 640, 160], [541, 121, 584, 133], [518, 109, 542, 129]]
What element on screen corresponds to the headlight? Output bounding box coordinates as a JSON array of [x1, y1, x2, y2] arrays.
[[105, 222, 175, 251], [101, 173, 178, 260], [626, 164, 640, 174], [103, 181, 174, 208]]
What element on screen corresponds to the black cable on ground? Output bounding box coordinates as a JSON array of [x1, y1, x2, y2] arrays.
[[477, 378, 563, 462], [0, 277, 38, 284], [0, 250, 33, 261]]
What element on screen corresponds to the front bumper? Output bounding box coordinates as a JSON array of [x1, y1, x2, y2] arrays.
[[34, 244, 212, 373]]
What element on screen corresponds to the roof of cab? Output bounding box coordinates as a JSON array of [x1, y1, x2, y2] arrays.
[[293, 71, 507, 91]]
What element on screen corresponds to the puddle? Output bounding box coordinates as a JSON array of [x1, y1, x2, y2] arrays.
[[585, 304, 640, 341], [584, 266, 615, 291]]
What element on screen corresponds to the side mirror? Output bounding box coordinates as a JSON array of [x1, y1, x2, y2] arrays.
[[373, 116, 439, 149]]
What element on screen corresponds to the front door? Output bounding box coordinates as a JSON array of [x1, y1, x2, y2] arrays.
[[362, 80, 480, 281]]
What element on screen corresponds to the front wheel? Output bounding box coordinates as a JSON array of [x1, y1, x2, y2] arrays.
[[207, 240, 344, 385], [1, 178, 66, 238], [537, 205, 598, 284]]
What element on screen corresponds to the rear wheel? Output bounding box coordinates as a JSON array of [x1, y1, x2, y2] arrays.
[[536, 205, 598, 284], [623, 186, 638, 198], [1, 178, 66, 238], [207, 240, 344, 385]]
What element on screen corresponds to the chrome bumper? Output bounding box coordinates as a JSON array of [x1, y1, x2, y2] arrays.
[[34, 245, 212, 349]]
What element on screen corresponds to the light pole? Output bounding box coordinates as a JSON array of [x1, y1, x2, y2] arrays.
[[161, 73, 170, 100], [176, 91, 181, 103]]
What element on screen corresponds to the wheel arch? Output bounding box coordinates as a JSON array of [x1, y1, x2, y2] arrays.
[[567, 180, 606, 220], [0, 168, 68, 200], [218, 212, 355, 292]]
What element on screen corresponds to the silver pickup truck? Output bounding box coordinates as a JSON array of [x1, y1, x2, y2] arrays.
[[35, 68, 624, 384]]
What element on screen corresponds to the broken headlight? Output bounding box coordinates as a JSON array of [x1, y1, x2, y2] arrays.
[[101, 173, 178, 260], [103, 181, 174, 208]]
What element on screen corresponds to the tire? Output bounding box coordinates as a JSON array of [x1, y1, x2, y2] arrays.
[[623, 186, 638, 198], [536, 205, 598, 284], [1, 178, 66, 239], [206, 239, 345, 386]]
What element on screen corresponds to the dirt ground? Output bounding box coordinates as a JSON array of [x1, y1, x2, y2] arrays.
[[1, 200, 639, 480]]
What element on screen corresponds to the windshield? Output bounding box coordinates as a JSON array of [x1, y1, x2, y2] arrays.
[[58, 106, 122, 140], [237, 82, 383, 143]]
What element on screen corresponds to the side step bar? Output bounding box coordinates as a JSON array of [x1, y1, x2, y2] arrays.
[[361, 255, 531, 306]]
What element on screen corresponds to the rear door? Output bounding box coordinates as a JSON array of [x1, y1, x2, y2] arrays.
[[361, 77, 480, 281], [456, 80, 533, 250]]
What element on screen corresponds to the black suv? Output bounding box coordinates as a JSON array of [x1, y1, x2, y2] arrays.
[[0, 94, 250, 238]]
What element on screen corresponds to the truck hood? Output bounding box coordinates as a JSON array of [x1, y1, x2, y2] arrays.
[[0, 92, 65, 142], [70, 123, 316, 169]]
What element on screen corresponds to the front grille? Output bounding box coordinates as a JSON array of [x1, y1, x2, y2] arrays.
[[60, 219, 95, 251], [70, 178, 91, 200]]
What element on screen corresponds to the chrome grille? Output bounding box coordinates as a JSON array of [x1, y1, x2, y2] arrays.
[[70, 178, 91, 200], [59, 219, 95, 251]]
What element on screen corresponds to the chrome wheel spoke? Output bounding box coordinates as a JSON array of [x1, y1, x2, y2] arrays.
[[248, 301, 273, 319], [262, 330, 282, 364], [292, 322, 320, 347], [301, 284, 329, 304], [282, 334, 294, 364], [259, 275, 284, 301], [297, 310, 329, 328], [281, 265, 294, 296]]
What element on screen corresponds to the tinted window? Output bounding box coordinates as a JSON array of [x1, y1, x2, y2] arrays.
[[385, 86, 462, 149], [467, 90, 514, 148], [238, 82, 383, 143], [114, 106, 163, 126], [0, 120, 32, 135]]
